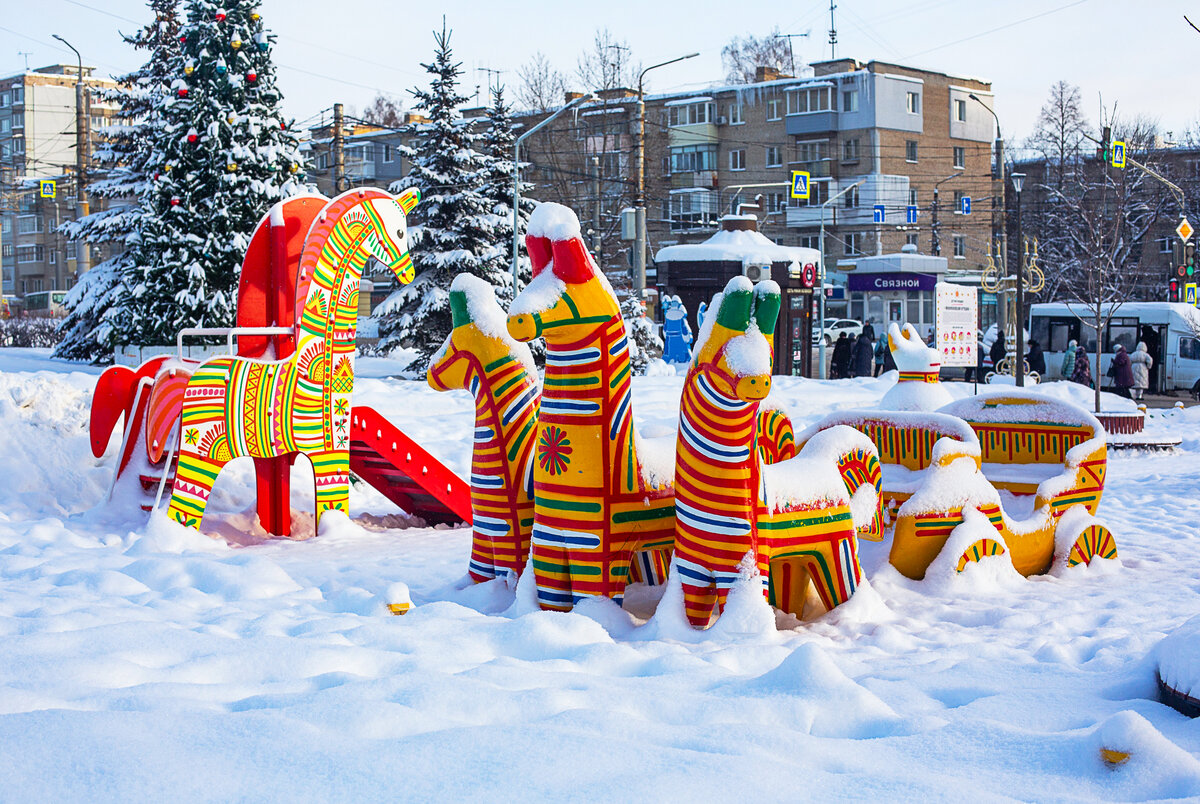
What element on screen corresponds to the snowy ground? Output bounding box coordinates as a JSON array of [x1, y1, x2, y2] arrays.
[[1, 347, 1199, 801]]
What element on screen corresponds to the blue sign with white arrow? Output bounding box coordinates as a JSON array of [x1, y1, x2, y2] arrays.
[[961, 196, 972, 215], [906, 205, 918, 224], [873, 205, 886, 224]]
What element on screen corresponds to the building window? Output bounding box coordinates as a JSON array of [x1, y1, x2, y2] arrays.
[[16, 245, 43, 263], [767, 98, 781, 121], [786, 87, 831, 115], [906, 140, 918, 162], [1, 243, 12, 257], [11, 113, 22, 129], [16, 215, 41, 234], [0, 119, 8, 134], [906, 91, 920, 114], [844, 184, 859, 208], [806, 180, 829, 207], [49, 249, 56, 265], [765, 145, 781, 167], [670, 144, 718, 173], [382, 144, 393, 163], [953, 190, 964, 212], [909, 188, 918, 205], [842, 137, 859, 162], [794, 139, 828, 165], [906, 232, 919, 248], [800, 235, 820, 250], [317, 152, 328, 170], [1160, 237, 1173, 254], [12, 87, 22, 104], [0, 92, 7, 107], [668, 189, 719, 230], [13, 138, 23, 154], [728, 103, 743, 124], [953, 146, 965, 169], [766, 191, 786, 212], [668, 101, 716, 127], [953, 235, 966, 258], [845, 233, 862, 256], [729, 148, 746, 171], [955, 99, 967, 121], [842, 89, 858, 112]]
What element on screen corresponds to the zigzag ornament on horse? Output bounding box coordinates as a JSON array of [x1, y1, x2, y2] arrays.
[[163, 188, 420, 530], [506, 203, 676, 610]]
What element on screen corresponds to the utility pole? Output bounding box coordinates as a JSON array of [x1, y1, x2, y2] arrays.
[[591, 155, 602, 260], [332, 102, 346, 193], [53, 34, 89, 276], [931, 171, 962, 256], [635, 52, 699, 300], [970, 93, 1005, 337], [828, 1, 838, 59]]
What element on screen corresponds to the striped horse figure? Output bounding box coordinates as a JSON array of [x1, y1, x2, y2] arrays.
[[672, 276, 882, 627], [428, 274, 540, 582], [506, 203, 675, 610], [164, 188, 420, 530]]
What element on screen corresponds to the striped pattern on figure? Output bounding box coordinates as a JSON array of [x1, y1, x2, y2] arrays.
[[671, 277, 880, 628], [428, 275, 539, 582], [165, 188, 420, 530], [507, 203, 674, 611]]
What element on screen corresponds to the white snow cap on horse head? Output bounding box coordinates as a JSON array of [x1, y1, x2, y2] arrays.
[[888, 322, 941, 372]]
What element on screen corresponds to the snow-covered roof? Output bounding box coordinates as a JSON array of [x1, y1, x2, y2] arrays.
[[846, 251, 948, 274], [655, 225, 820, 268]]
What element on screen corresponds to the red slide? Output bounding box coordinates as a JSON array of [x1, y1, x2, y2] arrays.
[[349, 405, 472, 526]]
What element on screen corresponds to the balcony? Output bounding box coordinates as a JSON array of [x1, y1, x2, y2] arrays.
[[344, 158, 376, 181], [785, 111, 838, 136], [670, 170, 717, 190], [788, 159, 831, 178]]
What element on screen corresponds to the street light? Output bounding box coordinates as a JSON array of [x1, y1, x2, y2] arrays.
[[931, 171, 963, 256], [511, 91, 598, 292], [1010, 171, 1026, 387], [634, 51, 699, 299], [817, 179, 866, 379], [52, 33, 89, 278], [969, 92, 1004, 335]]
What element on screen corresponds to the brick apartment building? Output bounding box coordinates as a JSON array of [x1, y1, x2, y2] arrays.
[[0, 65, 119, 301]]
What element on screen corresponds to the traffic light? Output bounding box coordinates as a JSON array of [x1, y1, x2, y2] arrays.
[[1170, 277, 1180, 302], [1098, 126, 1112, 163], [1188, 243, 1196, 278]]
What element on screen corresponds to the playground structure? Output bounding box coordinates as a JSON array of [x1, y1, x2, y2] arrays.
[[671, 275, 882, 626]]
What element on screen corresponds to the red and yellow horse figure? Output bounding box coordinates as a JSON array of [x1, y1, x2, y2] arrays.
[[672, 276, 883, 627], [163, 188, 420, 529], [506, 203, 676, 610], [428, 274, 540, 582]]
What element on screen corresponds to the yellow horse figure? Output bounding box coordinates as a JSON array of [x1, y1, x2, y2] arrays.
[[164, 188, 419, 530]]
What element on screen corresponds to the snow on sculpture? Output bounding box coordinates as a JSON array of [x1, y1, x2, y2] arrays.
[[671, 276, 882, 627], [879, 322, 954, 411], [428, 274, 540, 582], [164, 188, 420, 529]]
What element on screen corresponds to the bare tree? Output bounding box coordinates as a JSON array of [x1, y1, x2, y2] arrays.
[[721, 27, 794, 83], [362, 93, 404, 128], [1025, 81, 1088, 192], [575, 28, 639, 92], [515, 52, 567, 113]]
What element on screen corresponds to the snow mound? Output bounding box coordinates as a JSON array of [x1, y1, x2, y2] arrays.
[[527, 201, 581, 240], [1156, 614, 1200, 701]]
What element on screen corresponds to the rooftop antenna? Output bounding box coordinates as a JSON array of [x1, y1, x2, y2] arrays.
[[17, 51, 31, 70], [829, 1, 838, 60], [773, 32, 810, 76], [481, 66, 505, 95]]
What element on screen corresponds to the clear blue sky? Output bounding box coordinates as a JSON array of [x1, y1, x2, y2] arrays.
[[3, 0, 1196, 146]]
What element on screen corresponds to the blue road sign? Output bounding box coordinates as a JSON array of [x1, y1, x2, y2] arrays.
[[873, 204, 886, 224], [961, 196, 972, 215], [790, 170, 810, 199], [906, 205, 918, 224]]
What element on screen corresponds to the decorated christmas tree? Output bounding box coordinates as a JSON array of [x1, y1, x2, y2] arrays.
[[127, 0, 306, 346], [55, 0, 182, 362], [377, 22, 512, 370]]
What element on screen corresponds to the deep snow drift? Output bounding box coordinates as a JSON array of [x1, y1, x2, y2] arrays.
[[1, 347, 1198, 801]]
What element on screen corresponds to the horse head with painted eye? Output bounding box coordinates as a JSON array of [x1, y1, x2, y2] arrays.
[[506, 202, 618, 346], [689, 276, 781, 404], [355, 188, 419, 285]]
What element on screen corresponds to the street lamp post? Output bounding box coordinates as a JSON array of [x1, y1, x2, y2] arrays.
[[969, 93, 1004, 335], [1011, 172, 1026, 387], [931, 171, 963, 256], [634, 52, 698, 299], [817, 179, 866, 379], [511, 92, 598, 293], [52, 33, 89, 279]]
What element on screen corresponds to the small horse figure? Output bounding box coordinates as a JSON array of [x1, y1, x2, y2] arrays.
[[879, 322, 953, 411], [165, 188, 419, 530], [672, 276, 882, 627], [506, 202, 675, 610], [428, 274, 540, 582]]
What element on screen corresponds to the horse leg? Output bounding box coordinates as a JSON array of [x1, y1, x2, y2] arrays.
[[168, 450, 228, 530], [310, 449, 350, 528]]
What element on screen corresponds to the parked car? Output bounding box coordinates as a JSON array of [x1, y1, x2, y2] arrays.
[[812, 318, 863, 345]]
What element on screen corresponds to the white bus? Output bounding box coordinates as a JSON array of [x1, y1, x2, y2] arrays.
[[1028, 302, 1200, 393]]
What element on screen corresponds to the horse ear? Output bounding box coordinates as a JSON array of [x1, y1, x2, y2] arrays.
[[396, 188, 420, 214], [716, 285, 754, 332], [753, 284, 781, 336], [449, 289, 472, 329]]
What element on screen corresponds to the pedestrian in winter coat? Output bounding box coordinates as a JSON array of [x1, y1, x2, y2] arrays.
[[1111, 344, 1134, 397], [851, 333, 874, 377], [1026, 339, 1046, 376], [832, 332, 852, 379], [873, 335, 887, 377], [1129, 341, 1154, 401], [1072, 344, 1093, 387], [1061, 339, 1077, 379], [989, 332, 1007, 371], [882, 338, 897, 373], [862, 319, 876, 342]]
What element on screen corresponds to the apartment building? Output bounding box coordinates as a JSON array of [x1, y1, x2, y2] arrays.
[[0, 64, 119, 298], [303, 117, 415, 197]]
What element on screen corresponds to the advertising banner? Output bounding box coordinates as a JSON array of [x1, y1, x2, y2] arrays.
[[935, 282, 978, 367]]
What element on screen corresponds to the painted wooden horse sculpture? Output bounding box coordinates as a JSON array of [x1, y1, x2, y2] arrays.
[[506, 202, 676, 610], [428, 273, 540, 582], [163, 188, 420, 529], [672, 276, 883, 627]]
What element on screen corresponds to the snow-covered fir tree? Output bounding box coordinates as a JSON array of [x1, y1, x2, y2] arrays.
[[620, 295, 662, 375], [477, 83, 535, 304], [54, 0, 181, 363], [128, 0, 305, 346], [378, 22, 512, 370]]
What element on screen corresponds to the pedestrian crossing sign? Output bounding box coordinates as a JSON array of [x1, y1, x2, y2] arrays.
[[1187, 283, 1197, 306], [790, 170, 810, 200], [1112, 141, 1126, 169], [39, 180, 55, 199]]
